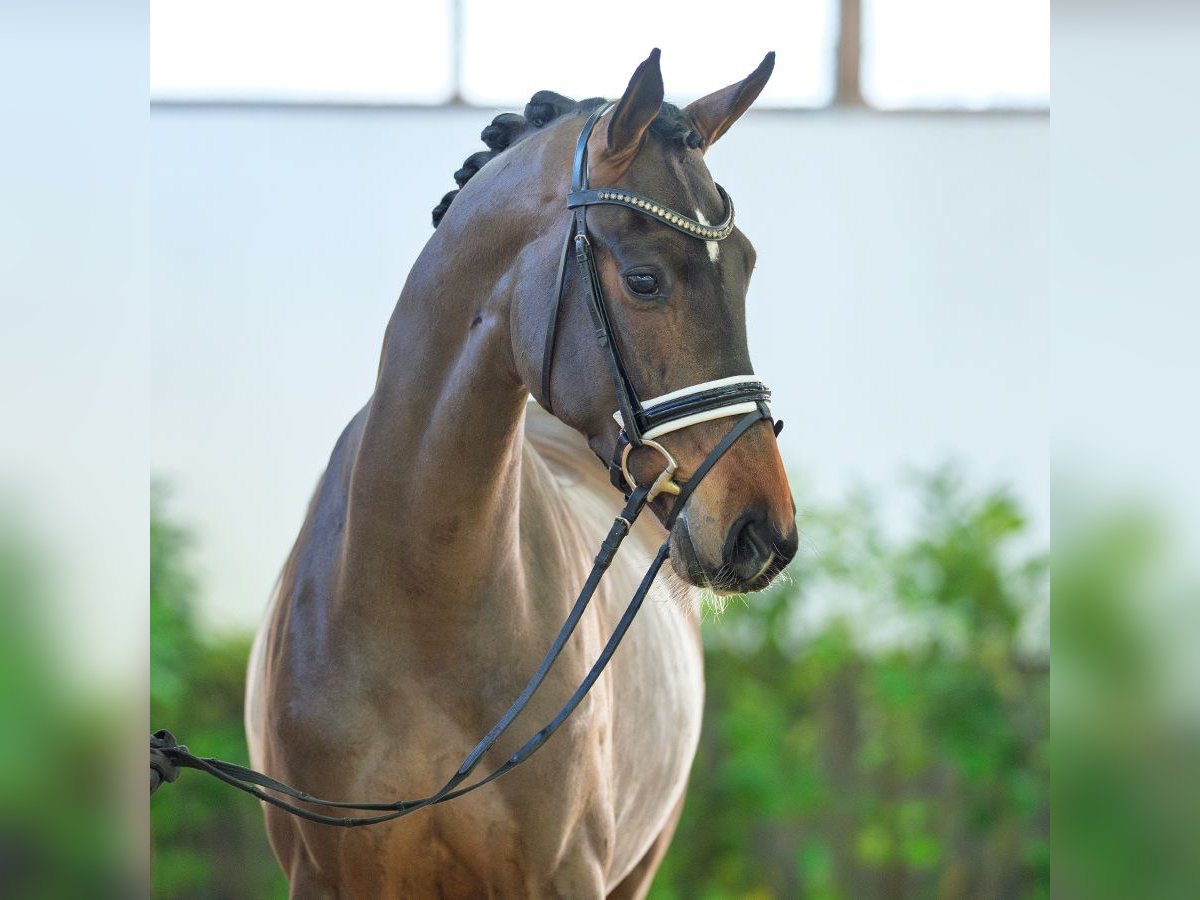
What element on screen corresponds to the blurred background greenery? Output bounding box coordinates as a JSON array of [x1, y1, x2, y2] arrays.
[[150, 470, 1049, 899], [150, 488, 286, 899], [0, 506, 131, 899]]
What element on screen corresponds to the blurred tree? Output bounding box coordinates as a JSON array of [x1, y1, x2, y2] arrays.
[[150, 485, 286, 899], [651, 469, 1049, 900], [0, 506, 130, 897], [1053, 496, 1200, 900], [150, 470, 1049, 899]]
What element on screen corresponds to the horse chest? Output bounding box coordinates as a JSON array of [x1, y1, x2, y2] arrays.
[[598, 552, 705, 875], [422, 557, 703, 889]]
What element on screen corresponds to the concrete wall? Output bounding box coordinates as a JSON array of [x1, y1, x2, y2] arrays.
[[150, 106, 1047, 629]]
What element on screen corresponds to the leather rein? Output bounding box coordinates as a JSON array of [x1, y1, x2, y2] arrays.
[[150, 104, 779, 826]]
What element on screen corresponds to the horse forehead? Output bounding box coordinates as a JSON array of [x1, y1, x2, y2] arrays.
[[694, 209, 720, 265], [615, 134, 710, 200]]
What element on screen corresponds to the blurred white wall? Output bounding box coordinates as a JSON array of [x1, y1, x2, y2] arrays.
[[150, 107, 1047, 630]]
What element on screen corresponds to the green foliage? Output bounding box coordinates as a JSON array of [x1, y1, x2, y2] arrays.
[[651, 469, 1049, 900], [150, 470, 1048, 899], [0, 507, 131, 897], [150, 485, 286, 899], [1053, 495, 1200, 900]]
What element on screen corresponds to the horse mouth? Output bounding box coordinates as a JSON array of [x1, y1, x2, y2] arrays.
[[669, 518, 711, 589], [669, 521, 787, 595], [749, 550, 777, 584]]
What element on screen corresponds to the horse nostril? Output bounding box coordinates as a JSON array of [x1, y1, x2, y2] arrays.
[[724, 510, 776, 580], [736, 520, 769, 565]]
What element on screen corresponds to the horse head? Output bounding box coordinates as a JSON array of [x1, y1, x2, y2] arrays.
[[434, 50, 798, 595]]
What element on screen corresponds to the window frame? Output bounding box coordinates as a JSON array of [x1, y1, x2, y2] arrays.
[[148, 0, 1049, 115]]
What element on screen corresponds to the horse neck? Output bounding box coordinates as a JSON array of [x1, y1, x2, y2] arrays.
[[340, 211, 539, 622]]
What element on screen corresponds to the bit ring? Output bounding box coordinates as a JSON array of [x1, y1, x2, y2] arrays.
[[621, 439, 682, 502]]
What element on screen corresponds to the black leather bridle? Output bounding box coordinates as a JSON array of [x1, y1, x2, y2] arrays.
[[150, 105, 781, 826], [542, 102, 776, 501]]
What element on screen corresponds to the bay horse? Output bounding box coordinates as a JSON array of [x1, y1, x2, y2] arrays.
[[246, 49, 798, 898]]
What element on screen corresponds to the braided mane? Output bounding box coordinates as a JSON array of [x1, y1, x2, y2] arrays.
[[431, 92, 701, 228]]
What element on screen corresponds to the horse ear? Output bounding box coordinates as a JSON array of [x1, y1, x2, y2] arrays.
[[604, 48, 665, 168], [684, 52, 775, 151]]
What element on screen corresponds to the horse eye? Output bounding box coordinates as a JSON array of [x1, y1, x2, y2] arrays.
[[625, 273, 659, 296]]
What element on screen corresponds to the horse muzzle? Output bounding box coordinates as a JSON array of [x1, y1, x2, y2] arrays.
[[671, 506, 797, 595]]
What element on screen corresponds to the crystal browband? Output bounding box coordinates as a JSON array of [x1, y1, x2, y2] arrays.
[[613, 375, 771, 441], [567, 184, 736, 241]]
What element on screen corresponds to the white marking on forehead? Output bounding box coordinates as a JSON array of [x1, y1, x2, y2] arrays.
[[695, 209, 720, 265]]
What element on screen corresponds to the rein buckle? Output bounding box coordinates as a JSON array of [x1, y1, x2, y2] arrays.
[[621, 439, 682, 502]]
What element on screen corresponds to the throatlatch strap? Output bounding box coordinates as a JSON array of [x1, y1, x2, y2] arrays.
[[540, 225, 574, 415]]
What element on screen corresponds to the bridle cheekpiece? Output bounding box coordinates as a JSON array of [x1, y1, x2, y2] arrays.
[[542, 103, 775, 503]]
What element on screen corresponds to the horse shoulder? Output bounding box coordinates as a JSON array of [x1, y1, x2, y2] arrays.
[[246, 405, 368, 769]]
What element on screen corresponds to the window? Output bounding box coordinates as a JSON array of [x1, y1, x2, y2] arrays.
[[150, 0, 1049, 111], [862, 0, 1049, 109], [150, 0, 453, 102], [459, 0, 837, 108]]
